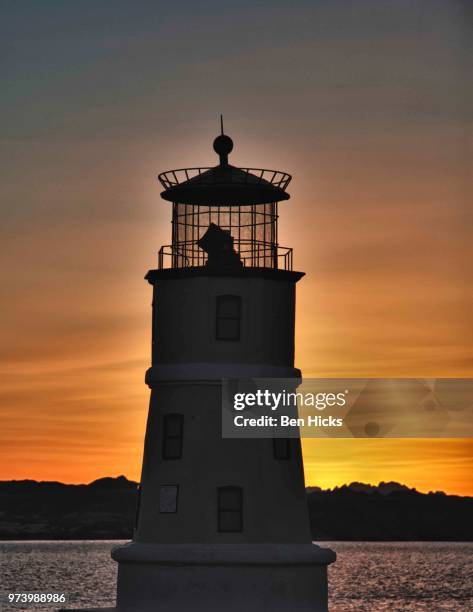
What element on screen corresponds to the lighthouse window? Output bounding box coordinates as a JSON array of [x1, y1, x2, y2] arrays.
[[216, 295, 241, 341], [273, 438, 291, 460], [159, 485, 179, 513], [218, 486, 243, 532], [162, 414, 184, 460]]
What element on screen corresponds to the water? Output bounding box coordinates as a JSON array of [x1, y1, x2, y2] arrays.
[[328, 542, 472, 611], [1, 541, 471, 611]]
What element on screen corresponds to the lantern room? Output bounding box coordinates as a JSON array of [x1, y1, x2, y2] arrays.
[[157, 126, 293, 270]]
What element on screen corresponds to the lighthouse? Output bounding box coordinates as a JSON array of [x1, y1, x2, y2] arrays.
[[104, 126, 335, 611]]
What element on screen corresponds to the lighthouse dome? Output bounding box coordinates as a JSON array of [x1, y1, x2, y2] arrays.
[[158, 133, 291, 206]]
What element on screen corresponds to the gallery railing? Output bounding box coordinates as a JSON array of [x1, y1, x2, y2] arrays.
[[158, 240, 293, 271]]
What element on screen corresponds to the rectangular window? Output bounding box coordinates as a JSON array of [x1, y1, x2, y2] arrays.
[[218, 486, 243, 532], [159, 485, 179, 513], [216, 295, 241, 341], [162, 414, 184, 460], [273, 438, 290, 460]]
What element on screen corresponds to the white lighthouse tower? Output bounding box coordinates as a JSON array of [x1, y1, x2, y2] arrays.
[[83, 126, 335, 611]]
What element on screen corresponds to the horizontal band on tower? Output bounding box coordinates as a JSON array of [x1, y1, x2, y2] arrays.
[[146, 267, 304, 284], [112, 542, 336, 566], [145, 364, 301, 386]]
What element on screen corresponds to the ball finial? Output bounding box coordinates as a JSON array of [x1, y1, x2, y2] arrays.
[[213, 114, 233, 165], [213, 134, 233, 157]]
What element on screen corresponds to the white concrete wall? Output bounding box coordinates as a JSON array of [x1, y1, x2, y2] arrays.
[[136, 383, 311, 544], [136, 272, 311, 545], [152, 276, 296, 366]]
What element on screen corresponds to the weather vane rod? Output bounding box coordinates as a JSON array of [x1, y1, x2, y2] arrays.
[[220, 114, 224, 135]]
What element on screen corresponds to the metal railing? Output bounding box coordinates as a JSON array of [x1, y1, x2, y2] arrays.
[[158, 240, 293, 271], [158, 167, 291, 192]]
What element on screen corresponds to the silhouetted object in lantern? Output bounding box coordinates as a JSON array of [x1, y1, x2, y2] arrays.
[[197, 223, 242, 268]]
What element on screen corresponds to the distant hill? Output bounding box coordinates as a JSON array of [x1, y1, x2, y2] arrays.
[[0, 476, 137, 539], [0, 477, 471, 541], [308, 482, 472, 541]]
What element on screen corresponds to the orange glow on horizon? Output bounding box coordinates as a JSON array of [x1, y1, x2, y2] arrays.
[[1, 158, 471, 494], [1, 3, 471, 495]]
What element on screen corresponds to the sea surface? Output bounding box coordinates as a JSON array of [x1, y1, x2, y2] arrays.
[[1, 541, 472, 611]]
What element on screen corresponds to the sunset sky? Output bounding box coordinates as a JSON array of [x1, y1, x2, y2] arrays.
[[1, 1, 472, 494]]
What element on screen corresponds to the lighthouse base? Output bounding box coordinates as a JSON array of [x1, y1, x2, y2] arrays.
[[107, 541, 335, 612]]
